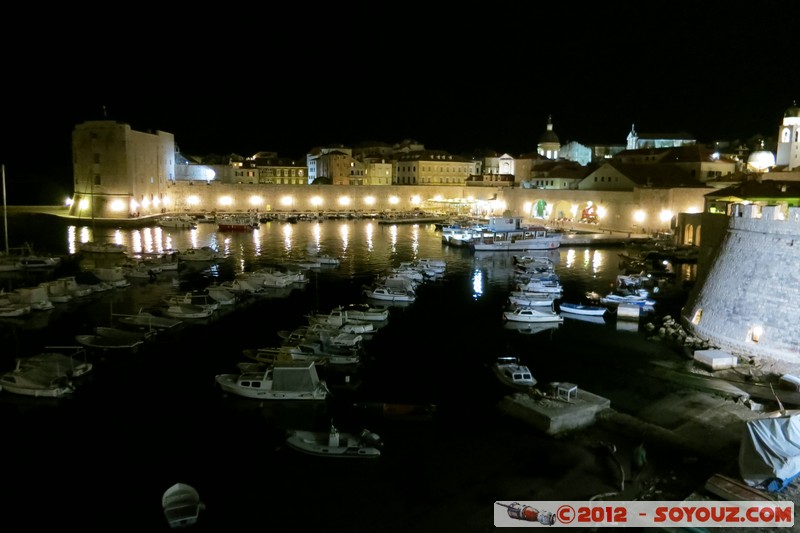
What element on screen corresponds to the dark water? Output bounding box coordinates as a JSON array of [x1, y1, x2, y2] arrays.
[[0, 214, 700, 531]]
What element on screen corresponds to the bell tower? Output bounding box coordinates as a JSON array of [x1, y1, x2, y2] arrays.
[[775, 102, 800, 170]]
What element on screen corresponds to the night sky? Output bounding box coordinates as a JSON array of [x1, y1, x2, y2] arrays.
[[1, 5, 797, 204]]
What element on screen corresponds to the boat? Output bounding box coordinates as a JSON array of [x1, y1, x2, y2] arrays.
[[285, 424, 382, 459], [306, 308, 376, 333], [516, 279, 563, 294], [0, 361, 75, 397], [311, 254, 341, 266], [492, 356, 537, 390], [0, 303, 31, 317], [502, 306, 564, 323], [599, 293, 657, 307], [14, 245, 61, 269], [469, 217, 561, 252], [503, 321, 562, 335], [280, 323, 364, 349], [113, 310, 184, 331], [276, 341, 361, 366], [332, 303, 389, 322], [77, 241, 128, 254], [217, 213, 259, 232], [158, 215, 198, 230], [215, 360, 329, 400], [558, 301, 609, 316], [18, 347, 93, 379], [507, 291, 558, 307], [75, 327, 146, 352], [89, 266, 132, 288], [120, 261, 162, 280], [164, 292, 220, 311], [162, 482, 205, 529], [363, 285, 416, 303], [205, 286, 237, 306], [177, 246, 223, 262], [163, 303, 216, 319]]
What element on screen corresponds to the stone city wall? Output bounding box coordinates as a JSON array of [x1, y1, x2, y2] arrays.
[[683, 204, 800, 364]]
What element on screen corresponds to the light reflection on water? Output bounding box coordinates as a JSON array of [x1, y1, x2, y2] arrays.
[[5, 215, 692, 311]]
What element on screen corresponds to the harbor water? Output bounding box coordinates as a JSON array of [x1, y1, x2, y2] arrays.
[[0, 213, 704, 532]]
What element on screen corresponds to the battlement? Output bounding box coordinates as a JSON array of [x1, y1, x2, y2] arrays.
[[729, 203, 800, 236]]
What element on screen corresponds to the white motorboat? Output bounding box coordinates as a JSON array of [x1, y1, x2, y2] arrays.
[[306, 308, 376, 333], [337, 303, 390, 322], [114, 310, 184, 331], [516, 279, 563, 294], [205, 286, 237, 306], [469, 218, 562, 252], [75, 327, 146, 352], [158, 215, 198, 229], [163, 303, 216, 319], [502, 306, 564, 324], [599, 293, 656, 307], [558, 302, 609, 316], [363, 286, 416, 303], [286, 424, 382, 459], [507, 291, 558, 307], [89, 266, 132, 288], [492, 356, 537, 389], [280, 324, 364, 349], [0, 362, 75, 398], [19, 347, 93, 379], [215, 361, 329, 400], [177, 246, 223, 262], [77, 241, 128, 254], [162, 482, 205, 529], [164, 292, 220, 310], [120, 261, 162, 279], [314, 254, 341, 265]]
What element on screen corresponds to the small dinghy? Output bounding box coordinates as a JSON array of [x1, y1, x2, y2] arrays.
[[162, 482, 205, 529]]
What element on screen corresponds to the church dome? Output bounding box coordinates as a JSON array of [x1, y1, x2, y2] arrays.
[[539, 130, 560, 143], [784, 103, 800, 118], [747, 148, 776, 170]]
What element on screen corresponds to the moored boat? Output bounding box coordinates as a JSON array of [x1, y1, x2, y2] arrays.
[[215, 360, 329, 400], [558, 301, 608, 316], [0, 362, 75, 398], [492, 356, 537, 390], [162, 482, 205, 529], [217, 213, 259, 232], [285, 424, 382, 459], [502, 306, 564, 324], [158, 215, 198, 229], [469, 216, 561, 252]]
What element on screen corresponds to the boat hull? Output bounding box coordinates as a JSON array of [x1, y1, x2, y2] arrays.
[[286, 430, 381, 459], [559, 303, 608, 316], [215, 373, 328, 400], [471, 237, 561, 251]]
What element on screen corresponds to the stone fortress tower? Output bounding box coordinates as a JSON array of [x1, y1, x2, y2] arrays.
[[682, 103, 800, 366]]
